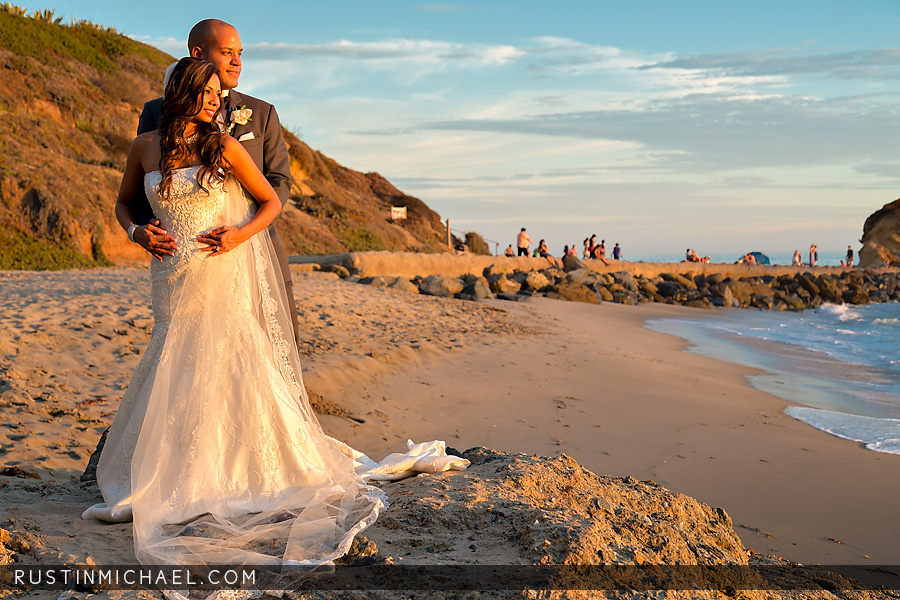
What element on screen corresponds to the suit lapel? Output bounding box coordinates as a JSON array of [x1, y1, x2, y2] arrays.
[[224, 90, 244, 135]]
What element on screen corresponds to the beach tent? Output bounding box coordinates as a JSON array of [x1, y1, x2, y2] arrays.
[[749, 251, 770, 265]]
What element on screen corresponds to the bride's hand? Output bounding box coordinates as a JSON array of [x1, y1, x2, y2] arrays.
[[197, 226, 246, 256]]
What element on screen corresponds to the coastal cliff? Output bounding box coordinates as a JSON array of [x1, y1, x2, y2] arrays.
[[859, 199, 900, 269], [0, 9, 447, 269]]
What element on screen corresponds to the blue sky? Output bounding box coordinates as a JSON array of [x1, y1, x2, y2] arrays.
[[23, 1, 900, 259]]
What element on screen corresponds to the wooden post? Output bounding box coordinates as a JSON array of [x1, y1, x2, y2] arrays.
[[446, 218, 451, 249]]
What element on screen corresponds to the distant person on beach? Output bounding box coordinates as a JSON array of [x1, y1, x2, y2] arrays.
[[504, 244, 515, 257], [516, 228, 532, 257], [846, 245, 854, 267], [792, 250, 803, 266], [537, 239, 560, 268], [612, 243, 622, 260], [597, 240, 607, 259], [809, 244, 818, 267], [567, 244, 577, 256], [590, 243, 610, 265], [582, 238, 590, 259]]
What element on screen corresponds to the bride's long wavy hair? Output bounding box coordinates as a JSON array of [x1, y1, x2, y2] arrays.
[[158, 57, 229, 199]]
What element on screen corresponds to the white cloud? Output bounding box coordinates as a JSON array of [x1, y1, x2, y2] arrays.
[[247, 39, 523, 69], [130, 35, 182, 55]]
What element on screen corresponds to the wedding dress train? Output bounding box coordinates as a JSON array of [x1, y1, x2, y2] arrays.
[[81, 166, 433, 568]]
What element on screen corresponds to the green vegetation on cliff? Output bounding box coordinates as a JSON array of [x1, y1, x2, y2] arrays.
[[0, 7, 169, 74]]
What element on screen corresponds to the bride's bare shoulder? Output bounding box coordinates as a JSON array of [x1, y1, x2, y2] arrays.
[[134, 131, 160, 146], [128, 132, 161, 173]]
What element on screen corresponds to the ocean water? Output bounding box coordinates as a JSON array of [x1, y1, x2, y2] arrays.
[[647, 303, 900, 455]]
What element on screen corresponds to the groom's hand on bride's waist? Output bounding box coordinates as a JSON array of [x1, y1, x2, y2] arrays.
[[134, 219, 177, 261]]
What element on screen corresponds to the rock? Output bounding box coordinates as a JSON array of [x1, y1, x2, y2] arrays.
[[611, 271, 638, 292], [496, 292, 530, 302], [341, 447, 877, 595], [842, 287, 870, 304], [656, 281, 687, 301], [489, 274, 521, 294], [686, 298, 712, 309], [550, 284, 599, 304], [639, 281, 658, 296], [612, 291, 636, 305], [660, 272, 696, 290], [565, 268, 588, 283], [750, 283, 774, 297], [562, 254, 590, 272], [859, 198, 900, 267], [592, 285, 614, 302], [453, 293, 479, 301], [522, 271, 551, 292], [750, 294, 774, 310], [462, 278, 493, 300], [385, 276, 419, 294], [483, 263, 515, 278], [814, 276, 842, 303], [359, 276, 387, 287], [719, 285, 734, 308], [870, 288, 890, 302], [322, 263, 350, 278], [418, 274, 465, 297], [727, 280, 753, 306]]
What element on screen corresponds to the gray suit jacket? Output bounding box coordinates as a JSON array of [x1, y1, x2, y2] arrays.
[[136, 90, 294, 282]]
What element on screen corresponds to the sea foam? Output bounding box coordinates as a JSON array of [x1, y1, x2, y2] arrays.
[[649, 302, 900, 455]]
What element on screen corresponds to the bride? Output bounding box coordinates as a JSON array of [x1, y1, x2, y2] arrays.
[[82, 57, 388, 568]]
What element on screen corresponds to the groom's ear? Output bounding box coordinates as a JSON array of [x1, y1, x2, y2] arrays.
[[190, 46, 203, 59]]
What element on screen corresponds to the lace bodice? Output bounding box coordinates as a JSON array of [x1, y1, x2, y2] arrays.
[[144, 166, 226, 250]]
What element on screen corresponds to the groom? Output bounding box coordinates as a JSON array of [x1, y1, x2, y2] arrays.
[[131, 18, 299, 343]]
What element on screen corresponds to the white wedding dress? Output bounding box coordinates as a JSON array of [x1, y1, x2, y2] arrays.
[[82, 166, 396, 568]]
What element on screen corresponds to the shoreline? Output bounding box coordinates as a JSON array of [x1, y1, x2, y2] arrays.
[[320, 295, 900, 564], [1, 267, 898, 570]]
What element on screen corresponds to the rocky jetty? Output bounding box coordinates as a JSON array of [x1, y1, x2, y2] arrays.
[[300, 253, 900, 311]]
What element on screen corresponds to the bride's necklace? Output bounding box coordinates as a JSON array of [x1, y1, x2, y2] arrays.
[[180, 131, 199, 146]]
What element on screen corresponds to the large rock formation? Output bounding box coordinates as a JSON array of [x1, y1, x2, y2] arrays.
[[11, 448, 889, 598], [859, 199, 900, 268]]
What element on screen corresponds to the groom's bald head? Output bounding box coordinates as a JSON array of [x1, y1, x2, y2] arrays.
[[188, 19, 234, 54], [188, 19, 242, 90]]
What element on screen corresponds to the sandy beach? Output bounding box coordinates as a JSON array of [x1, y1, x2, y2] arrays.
[[1, 265, 898, 576]]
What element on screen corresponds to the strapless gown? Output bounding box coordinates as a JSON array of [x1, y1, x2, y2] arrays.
[[82, 166, 387, 567]]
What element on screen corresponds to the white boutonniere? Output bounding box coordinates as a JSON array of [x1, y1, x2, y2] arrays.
[[227, 105, 252, 133]]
